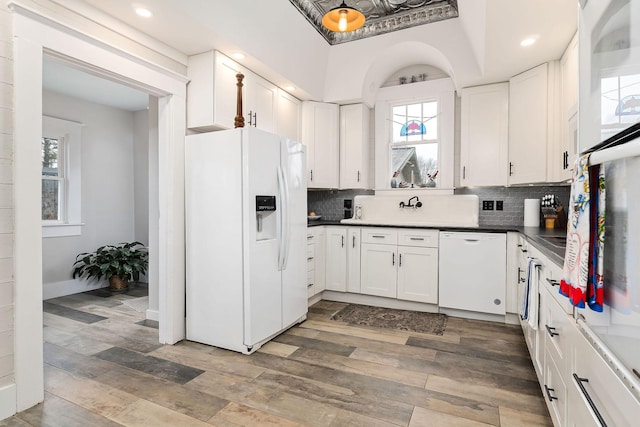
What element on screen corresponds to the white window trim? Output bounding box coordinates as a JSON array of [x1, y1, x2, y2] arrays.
[[374, 78, 455, 192], [42, 115, 84, 238]]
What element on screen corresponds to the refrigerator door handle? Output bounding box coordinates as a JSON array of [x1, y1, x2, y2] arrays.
[[277, 165, 290, 271], [281, 165, 292, 270]]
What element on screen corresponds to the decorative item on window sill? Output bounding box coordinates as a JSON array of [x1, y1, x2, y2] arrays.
[[424, 170, 438, 188], [322, 1, 365, 33]]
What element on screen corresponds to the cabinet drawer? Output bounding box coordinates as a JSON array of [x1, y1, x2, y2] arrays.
[[307, 244, 316, 272], [398, 229, 439, 248], [542, 286, 572, 373], [361, 228, 398, 245], [572, 324, 640, 427], [542, 259, 573, 315], [544, 348, 567, 427]]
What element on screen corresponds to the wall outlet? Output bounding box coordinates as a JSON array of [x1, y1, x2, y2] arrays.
[[482, 200, 494, 211], [496, 200, 504, 211]]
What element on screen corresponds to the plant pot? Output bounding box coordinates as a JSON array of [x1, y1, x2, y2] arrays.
[[109, 275, 129, 291]]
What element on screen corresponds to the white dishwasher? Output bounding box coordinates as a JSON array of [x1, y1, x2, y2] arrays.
[[439, 232, 506, 315]]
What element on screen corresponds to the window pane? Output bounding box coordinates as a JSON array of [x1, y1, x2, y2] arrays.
[[42, 179, 60, 220], [390, 144, 438, 188], [393, 101, 438, 143], [42, 137, 59, 177]]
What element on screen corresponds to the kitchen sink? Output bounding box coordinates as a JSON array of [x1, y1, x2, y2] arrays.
[[540, 236, 567, 248]]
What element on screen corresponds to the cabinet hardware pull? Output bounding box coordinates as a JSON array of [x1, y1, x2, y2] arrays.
[[520, 248, 527, 253], [372, 235, 385, 238], [392, 253, 395, 266], [307, 235, 314, 240], [545, 324, 559, 337], [399, 253, 402, 267], [546, 278, 559, 287], [463, 166, 466, 180], [253, 111, 257, 127], [307, 257, 314, 261], [308, 283, 313, 288], [341, 235, 344, 248], [573, 374, 608, 427], [509, 162, 514, 176], [352, 235, 356, 248], [409, 237, 425, 241], [248, 110, 253, 126], [544, 385, 558, 402], [517, 267, 525, 283], [357, 171, 360, 182]]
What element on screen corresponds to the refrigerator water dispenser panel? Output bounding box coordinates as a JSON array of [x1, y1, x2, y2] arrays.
[[256, 195, 276, 211], [256, 195, 277, 241]]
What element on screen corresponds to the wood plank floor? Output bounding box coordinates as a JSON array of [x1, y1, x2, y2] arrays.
[[2, 288, 552, 426]]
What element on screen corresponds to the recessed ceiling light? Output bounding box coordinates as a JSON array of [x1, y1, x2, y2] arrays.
[[520, 36, 538, 47], [232, 52, 246, 60], [135, 7, 152, 18], [285, 85, 295, 91]]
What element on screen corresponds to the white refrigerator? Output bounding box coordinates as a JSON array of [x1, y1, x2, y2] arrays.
[[185, 128, 307, 354]]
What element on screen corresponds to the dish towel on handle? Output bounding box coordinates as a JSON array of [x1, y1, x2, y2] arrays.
[[560, 154, 606, 311], [521, 257, 541, 329]]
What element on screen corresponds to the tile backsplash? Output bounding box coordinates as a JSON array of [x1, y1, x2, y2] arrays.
[[307, 186, 570, 227], [307, 189, 374, 220], [455, 186, 570, 227]]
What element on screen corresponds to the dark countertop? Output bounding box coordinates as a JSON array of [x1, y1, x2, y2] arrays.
[[307, 220, 566, 267]]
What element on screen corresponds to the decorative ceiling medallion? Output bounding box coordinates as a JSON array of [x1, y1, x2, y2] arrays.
[[289, 0, 459, 45]]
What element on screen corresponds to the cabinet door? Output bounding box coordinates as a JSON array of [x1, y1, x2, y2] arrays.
[[302, 101, 339, 189], [346, 228, 361, 293], [360, 243, 397, 298], [397, 246, 438, 303], [325, 228, 347, 292], [340, 104, 370, 189], [509, 63, 549, 184], [557, 33, 579, 182], [544, 349, 568, 427], [246, 74, 277, 133], [214, 53, 245, 130], [277, 89, 301, 142], [460, 83, 509, 186]]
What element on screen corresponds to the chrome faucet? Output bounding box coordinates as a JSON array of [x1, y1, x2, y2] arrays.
[[399, 196, 422, 209]]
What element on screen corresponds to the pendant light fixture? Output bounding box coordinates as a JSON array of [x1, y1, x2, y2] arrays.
[[322, 1, 365, 33]]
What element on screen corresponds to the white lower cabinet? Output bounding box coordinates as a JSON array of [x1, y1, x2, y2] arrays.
[[360, 228, 438, 303], [325, 226, 360, 293], [306, 227, 325, 298], [360, 243, 397, 298]]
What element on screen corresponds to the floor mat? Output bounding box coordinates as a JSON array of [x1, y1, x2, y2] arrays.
[[331, 303, 447, 335]]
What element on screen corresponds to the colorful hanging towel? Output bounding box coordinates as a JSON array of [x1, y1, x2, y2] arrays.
[[560, 154, 605, 311], [521, 257, 542, 329]]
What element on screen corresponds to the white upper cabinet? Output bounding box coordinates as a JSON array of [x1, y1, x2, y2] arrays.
[[187, 50, 299, 136], [302, 101, 340, 189], [460, 83, 509, 187], [276, 89, 302, 142], [555, 33, 579, 182], [187, 50, 243, 131], [339, 103, 371, 189], [508, 62, 559, 185], [244, 74, 278, 133]]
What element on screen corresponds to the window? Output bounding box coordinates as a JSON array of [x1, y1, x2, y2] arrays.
[[41, 136, 65, 221], [42, 116, 83, 237], [390, 100, 439, 188]]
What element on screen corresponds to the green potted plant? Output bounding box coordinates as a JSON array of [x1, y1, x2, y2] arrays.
[[72, 241, 149, 291]]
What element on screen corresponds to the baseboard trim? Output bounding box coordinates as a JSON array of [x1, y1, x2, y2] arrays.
[[145, 309, 159, 321], [0, 383, 16, 421], [322, 291, 439, 313], [43, 279, 108, 300]]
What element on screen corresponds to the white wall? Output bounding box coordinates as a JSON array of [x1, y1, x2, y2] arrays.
[[0, 4, 15, 421], [41, 90, 137, 293], [133, 108, 149, 246]]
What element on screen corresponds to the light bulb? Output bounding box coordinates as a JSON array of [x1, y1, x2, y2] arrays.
[[338, 9, 348, 32]]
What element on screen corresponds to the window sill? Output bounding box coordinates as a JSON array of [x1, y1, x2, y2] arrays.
[[42, 223, 84, 238]]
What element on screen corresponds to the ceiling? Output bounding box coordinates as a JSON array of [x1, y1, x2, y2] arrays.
[[46, 0, 578, 105], [289, 0, 459, 45]]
